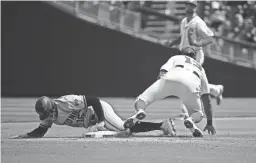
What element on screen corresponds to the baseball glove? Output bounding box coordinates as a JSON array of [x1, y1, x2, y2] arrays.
[[83, 106, 99, 128]]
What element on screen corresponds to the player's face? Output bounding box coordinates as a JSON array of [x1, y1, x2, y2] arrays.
[[186, 4, 197, 14]]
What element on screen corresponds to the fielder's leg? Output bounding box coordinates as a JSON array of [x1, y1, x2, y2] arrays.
[[130, 118, 176, 136], [174, 103, 189, 120], [208, 84, 224, 105], [182, 93, 204, 137], [100, 100, 125, 131], [124, 79, 175, 129]]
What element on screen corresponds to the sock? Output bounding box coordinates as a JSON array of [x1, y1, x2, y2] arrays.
[[130, 121, 163, 133]]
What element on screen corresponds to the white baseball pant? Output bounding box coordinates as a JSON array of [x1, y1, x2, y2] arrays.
[[100, 100, 125, 131], [137, 68, 204, 123]]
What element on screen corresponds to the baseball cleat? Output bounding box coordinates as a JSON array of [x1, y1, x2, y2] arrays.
[[216, 85, 224, 105], [123, 109, 146, 129], [123, 119, 134, 129], [161, 118, 176, 136], [184, 117, 203, 137]]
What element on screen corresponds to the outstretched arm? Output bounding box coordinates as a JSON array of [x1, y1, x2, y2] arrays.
[[201, 94, 213, 125], [10, 119, 53, 139], [201, 94, 216, 135], [27, 125, 49, 138], [200, 70, 216, 135], [10, 125, 49, 139]]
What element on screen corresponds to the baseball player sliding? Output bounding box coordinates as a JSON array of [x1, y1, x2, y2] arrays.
[[10, 95, 176, 139], [163, 0, 224, 106], [124, 47, 216, 137]]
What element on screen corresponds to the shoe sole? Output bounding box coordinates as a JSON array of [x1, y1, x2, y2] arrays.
[[193, 129, 203, 137], [184, 119, 203, 137], [184, 120, 193, 128], [136, 112, 146, 120], [123, 112, 146, 129]]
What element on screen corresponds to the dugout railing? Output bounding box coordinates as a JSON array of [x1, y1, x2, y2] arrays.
[[49, 1, 256, 70]]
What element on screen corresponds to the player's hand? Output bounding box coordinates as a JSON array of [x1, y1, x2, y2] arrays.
[[9, 134, 30, 139], [203, 124, 216, 135]]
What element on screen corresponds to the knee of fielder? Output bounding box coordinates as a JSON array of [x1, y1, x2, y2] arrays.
[[134, 97, 147, 111], [190, 111, 203, 123]]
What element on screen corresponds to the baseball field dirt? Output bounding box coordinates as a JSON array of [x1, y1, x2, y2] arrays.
[[1, 98, 256, 163]]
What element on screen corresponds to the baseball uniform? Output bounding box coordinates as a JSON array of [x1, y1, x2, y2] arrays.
[[137, 55, 209, 122], [40, 95, 125, 131], [179, 15, 223, 99], [180, 15, 214, 65]]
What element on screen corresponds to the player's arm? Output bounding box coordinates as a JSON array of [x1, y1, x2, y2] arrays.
[[201, 94, 213, 125], [10, 119, 53, 139], [85, 97, 106, 131], [86, 97, 104, 123], [201, 93, 216, 135], [26, 125, 49, 138], [200, 71, 216, 135], [200, 69, 212, 123]]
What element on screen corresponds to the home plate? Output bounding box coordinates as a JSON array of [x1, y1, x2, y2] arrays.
[[84, 131, 118, 138]]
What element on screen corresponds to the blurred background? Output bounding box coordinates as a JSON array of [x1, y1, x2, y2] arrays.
[[2, 1, 256, 98]]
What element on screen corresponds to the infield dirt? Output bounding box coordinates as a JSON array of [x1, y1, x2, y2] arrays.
[[2, 98, 256, 163]]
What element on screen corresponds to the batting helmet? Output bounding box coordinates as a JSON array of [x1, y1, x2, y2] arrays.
[[35, 96, 56, 120], [181, 47, 196, 59]]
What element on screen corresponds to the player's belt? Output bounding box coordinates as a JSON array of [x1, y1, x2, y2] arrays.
[[175, 65, 200, 79]]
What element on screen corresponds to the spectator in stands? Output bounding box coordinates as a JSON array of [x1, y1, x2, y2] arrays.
[[207, 1, 226, 35], [217, 17, 232, 38], [202, 0, 256, 43], [243, 18, 256, 43], [120, 1, 152, 29], [227, 13, 245, 41]]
